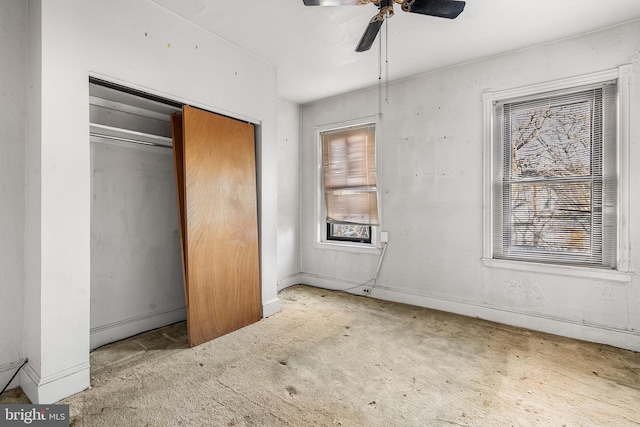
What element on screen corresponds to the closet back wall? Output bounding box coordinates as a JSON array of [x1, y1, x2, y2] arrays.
[[90, 139, 185, 350]]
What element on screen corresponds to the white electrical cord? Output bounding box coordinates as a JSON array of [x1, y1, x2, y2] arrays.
[[369, 241, 388, 294], [333, 241, 389, 295]]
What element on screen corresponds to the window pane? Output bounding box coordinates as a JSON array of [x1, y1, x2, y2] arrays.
[[323, 126, 377, 189], [511, 100, 592, 179], [509, 182, 592, 253], [330, 224, 371, 240], [325, 189, 379, 225]]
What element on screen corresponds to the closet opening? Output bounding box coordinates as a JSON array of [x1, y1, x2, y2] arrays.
[[89, 78, 185, 350], [89, 78, 262, 352]]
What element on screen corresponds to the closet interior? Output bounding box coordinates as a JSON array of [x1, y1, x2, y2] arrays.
[[89, 80, 185, 350]]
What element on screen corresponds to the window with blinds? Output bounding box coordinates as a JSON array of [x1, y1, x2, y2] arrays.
[[321, 123, 378, 243], [492, 82, 617, 267]]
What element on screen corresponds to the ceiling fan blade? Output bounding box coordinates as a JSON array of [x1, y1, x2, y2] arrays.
[[403, 0, 465, 19], [303, 0, 365, 5], [355, 16, 384, 52]]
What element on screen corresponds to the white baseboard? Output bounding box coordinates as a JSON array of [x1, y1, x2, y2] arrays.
[[277, 273, 304, 292], [262, 297, 281, 317], [90, 306, 186, 350], [20, 362, 90, 404], [298, 273, 640, 352], [299, 272, 371, 295]]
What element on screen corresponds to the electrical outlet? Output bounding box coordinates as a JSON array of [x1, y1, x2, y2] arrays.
[[362, 287, 371, 294]]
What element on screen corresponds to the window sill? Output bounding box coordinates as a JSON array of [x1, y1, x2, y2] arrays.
[[314, 241, 382, 254], [482, 258, 632, 283]]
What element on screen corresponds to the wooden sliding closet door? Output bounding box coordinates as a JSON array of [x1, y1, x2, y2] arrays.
[[172, 106, 261, 348]]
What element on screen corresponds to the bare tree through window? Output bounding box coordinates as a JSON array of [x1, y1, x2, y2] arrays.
[[505, 94, 598, 256]]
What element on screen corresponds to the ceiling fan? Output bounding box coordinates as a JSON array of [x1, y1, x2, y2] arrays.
[[302, 0, 466, 52]]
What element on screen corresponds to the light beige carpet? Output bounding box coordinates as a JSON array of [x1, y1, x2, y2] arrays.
[[3, 285, 640, 426]]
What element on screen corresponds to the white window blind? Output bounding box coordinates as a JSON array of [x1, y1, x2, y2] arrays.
[[322, 123, 379, 226], [492, 81, 617, 267]]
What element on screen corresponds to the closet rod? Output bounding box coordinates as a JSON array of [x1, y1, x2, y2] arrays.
[[90, 132, 173, 150]]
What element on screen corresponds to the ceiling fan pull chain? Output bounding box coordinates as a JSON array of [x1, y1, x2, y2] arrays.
[[385, 16, 390, 105]]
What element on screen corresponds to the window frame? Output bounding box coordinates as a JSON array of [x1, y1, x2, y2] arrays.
[[314, 116, 381, 252], [482, 66, 632, 282]]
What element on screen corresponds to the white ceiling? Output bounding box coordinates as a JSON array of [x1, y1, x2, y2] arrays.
[[149, 0, 640, 104]]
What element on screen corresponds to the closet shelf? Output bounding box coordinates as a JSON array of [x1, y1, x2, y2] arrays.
[[90, 123, 173, 149]]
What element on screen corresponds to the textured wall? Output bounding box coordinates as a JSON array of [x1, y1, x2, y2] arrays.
[[0, 0, 26, 391], [301, 19, 640, 351], [90, 141, 185, 350], [277, 99, 301, 289]]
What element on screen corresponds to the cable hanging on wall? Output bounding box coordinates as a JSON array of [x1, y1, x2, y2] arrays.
[[0, 359, 28, 396], [377, 9, 391, 115]]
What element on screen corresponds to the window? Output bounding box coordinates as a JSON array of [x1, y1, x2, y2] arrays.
[[495, 83, 616, 267], [317, 120, 379, 247], [483, 67, 631, 277]]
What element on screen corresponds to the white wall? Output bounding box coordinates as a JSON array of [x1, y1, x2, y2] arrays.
[[277, 99, 302, 290], [23, 0, 42, 402], [90, 140, 185, 350], [300, 20, 640, 351], [0, 0, 27, 391], [22, 0, 279, 403]]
